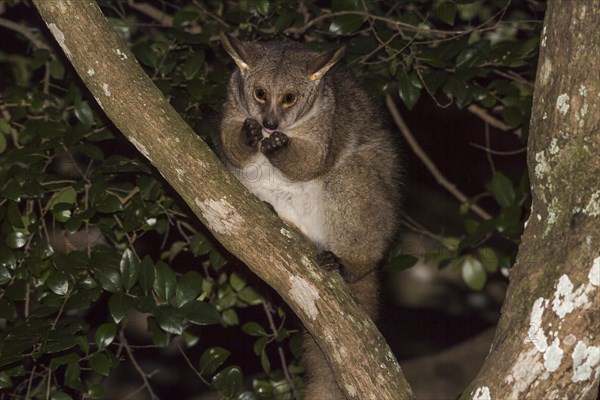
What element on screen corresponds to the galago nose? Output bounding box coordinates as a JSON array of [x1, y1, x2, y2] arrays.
[[263, 118, 278, 131]]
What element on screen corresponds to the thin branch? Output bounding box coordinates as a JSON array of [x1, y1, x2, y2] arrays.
[[467, 104, 523, 138], [120, 331, 160, 400], [469, 142, 526, 156], [0, 17, 51, 50], [385, 94, 493, 221]]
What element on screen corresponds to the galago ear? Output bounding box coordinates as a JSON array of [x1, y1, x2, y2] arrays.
[[308, 46, 345, 81], [220, 31, 252, 72]]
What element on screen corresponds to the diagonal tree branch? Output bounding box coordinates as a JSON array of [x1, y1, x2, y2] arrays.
[[31, 1, 415, 399]]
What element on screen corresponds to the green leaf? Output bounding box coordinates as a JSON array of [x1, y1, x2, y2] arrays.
[[434, 1, 457, 25], [47, 271, 70, 296], [64, 361, 81, 389], [0, 133, 6, 155], [185, 301, 221, 325], [238, 286, 263, 305], [386, 254, 419, 272], [88, 352, 111, 376], [87, 383, 106, 399], [229, 272, 246, 292], [461, 256, 487, 291], [108, 292, 131, 323], [49, 57, 65, 79], [397, 70, 421, 110], [50, 187, 77, 209], [242, 322, 267, 337], [190, 233, 211, 256], [120, 249, 140, 291], [213, 366, 243, 397], [478, 247, 499, 273], [51, 391, 73, 400], [176, 271, 203, 307], [96, 194, 123, 213], [74, 99, 94, 126], [6, 232, 27, 249], [209, 250, 227, 271], [154, 306, 184, 335], [139, 256, 155, 295], [260, 351, 271, 374], [199, 347, 230, 376], [253, 336, 268, 356], [94, 267, 122, 293], [486, 172, 515, 208], [500, 106, 523, 129], [255, 0, 269, 15], [154, 261, 176, 301], [95, 323, 117, 350], [329, 15, 364, 35], [182, 51, 205, 79], [147, 317, 169, 347]]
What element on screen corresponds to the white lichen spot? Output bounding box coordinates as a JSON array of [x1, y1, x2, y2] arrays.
[[130, 137, 151, 161], [102, 83, 111, 97], [590, 257, 600, 287], [527, 297, 548, 352], [288, 276, 320, 320], [543, 112, 548, 120], [544, 338, 564, 372], [506, 347, 547, 398], [116, 48, 128, 60], [535, 151, 550, 179], [541, 26, 547, 47], [344, 384, 357, 398], [472, 386, 491, 400], [579, 85, 588, 97], [572, 341, 600, 382], [301, 256, 312, 269], [556, 93, 570, 115], [280, 228, 293, 239], [175, 168, 185, 182], [552, 275, 576, 319], [87, 68, 95, 76], [47, 23, 72, 59], [539, 58, 552, 86], [196, 197, 243, 235], [537, 213, 542, 221], [564, 334, 577, 346], [549, 138, 560, 155], [583, 191, 600, 217]]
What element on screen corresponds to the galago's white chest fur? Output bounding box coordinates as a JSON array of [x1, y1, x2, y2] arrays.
[[232, 153, 327, 249]]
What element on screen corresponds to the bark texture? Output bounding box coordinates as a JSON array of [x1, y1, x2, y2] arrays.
[[468, 1, 600, 399], [31, 1, 415, 399]]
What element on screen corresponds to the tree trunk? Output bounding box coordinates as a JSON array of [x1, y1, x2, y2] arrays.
[[467, 1, 600, 399], [31, 1, 415, 399]]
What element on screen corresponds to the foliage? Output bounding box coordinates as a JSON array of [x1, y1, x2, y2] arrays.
[[0, 0, 543, 398]]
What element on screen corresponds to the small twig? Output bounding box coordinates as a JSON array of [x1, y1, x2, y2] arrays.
[[177, 344, 211, 386], [262, 301, 298, 399], [484, 122, 496, 175], [469, 143, 526, 156], [120, 331, 160, 400], [385, 95, 492, 221], [0, 17, 51, 50]]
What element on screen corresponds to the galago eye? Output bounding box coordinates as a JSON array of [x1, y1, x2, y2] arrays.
[[253, 88, 267, 103], [282, 93, 297, 107]]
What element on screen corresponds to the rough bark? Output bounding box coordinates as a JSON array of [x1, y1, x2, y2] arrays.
[[31, 1, 415, 399], [467, 1, 600, 399]]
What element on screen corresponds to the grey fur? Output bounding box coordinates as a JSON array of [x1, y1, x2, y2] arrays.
[[219, 32, 402, 399]]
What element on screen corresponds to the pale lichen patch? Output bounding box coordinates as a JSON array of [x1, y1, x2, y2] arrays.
[[116, 48, 128, 60], [280, 228, 293, 239], [344, 384, 357, 398], [196, 197, 244, 235], [590, 257, 600, 287], [175, 168, 185, 182], [583, 190, 600, 217], [87, 68, 95, 76], [47, 23, 72, 59], [472, 386, 491, 400], [102, 83, 111, 97], [556, 93, 570, 115], [572, 341, 600, 382], [544, 338, 564, 372], [130, 137, 151, 161], [526, 297, 549, 352], [534, 151, 550, 179], [288, 275, 320, 320]]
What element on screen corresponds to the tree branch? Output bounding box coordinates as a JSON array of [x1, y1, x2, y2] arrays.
[[466, 1, 600, 398], [385, 95, 493, 221], [31, 1, 415, 399]]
